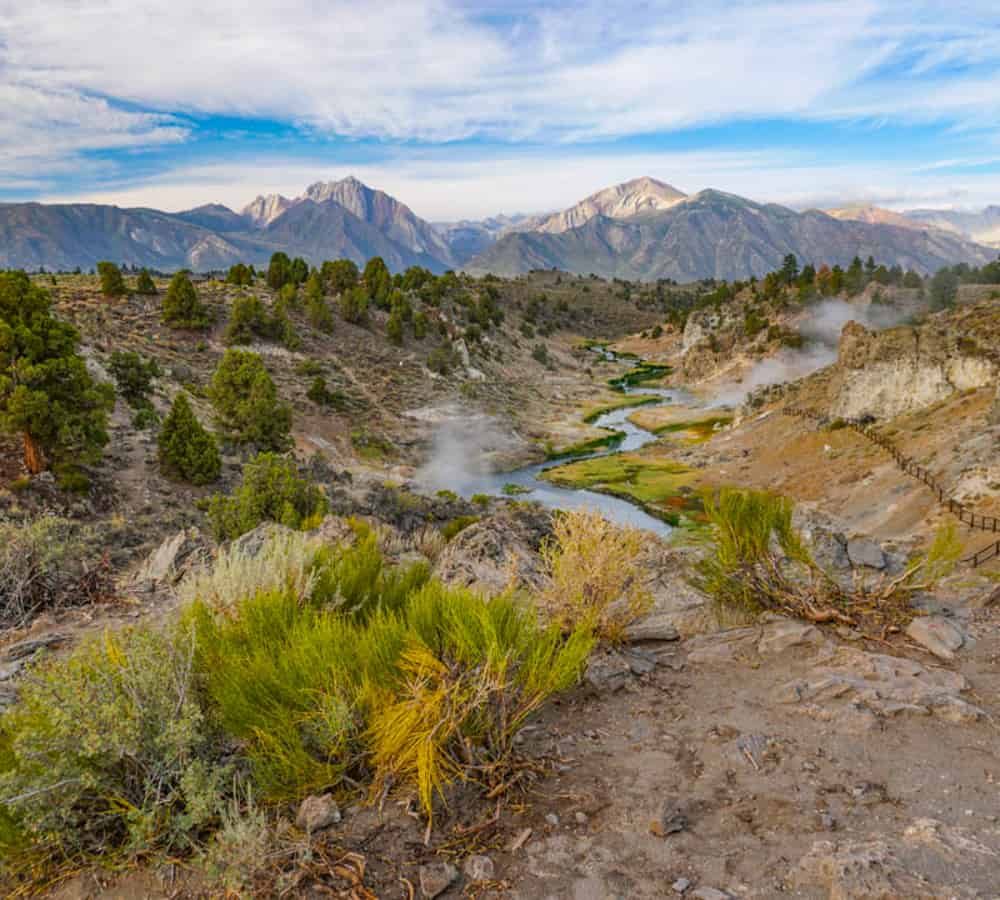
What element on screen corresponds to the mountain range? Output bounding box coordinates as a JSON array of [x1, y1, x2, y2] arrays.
[[0, 176, 995, 280]]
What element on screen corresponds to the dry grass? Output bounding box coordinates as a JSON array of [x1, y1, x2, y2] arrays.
[[538, 508, 652, 642]]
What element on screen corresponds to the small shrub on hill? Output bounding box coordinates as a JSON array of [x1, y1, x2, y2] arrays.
[[206, 452, 327, 540], [208, 349, 292, 450], [162, 272, 210, 329], [135, 268, 158, 295], [96, 260, 126, 298], [108, 350, 161, 408], [539, 509, 651, 641], [158, 393, 221, 484]]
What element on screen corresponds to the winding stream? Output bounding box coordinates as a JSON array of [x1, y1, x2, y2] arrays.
[[455, 351, 696, 536]]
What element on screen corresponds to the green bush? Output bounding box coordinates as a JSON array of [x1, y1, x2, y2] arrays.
[[207, 452, 327, 540], [0, 271, 114, 475], [208, 349, 292, 451], [108, 350, 161, 408], [225, 295, 298, 349], [225, 263, 254, 287], [339, 285, 369, 324], [162, 272, 210, 329], [441, 514, 480, 541], [0, 625, 232, 860], [135, 268, 158, 295], [159, 393, 222, 484], [96, 260, 126, 298], [320, 259, 359, 294], [427, 344, 460, 375], [386, 311, 404, 345]]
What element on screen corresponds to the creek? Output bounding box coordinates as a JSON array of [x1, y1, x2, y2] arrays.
[[455, 350, 697, 536]]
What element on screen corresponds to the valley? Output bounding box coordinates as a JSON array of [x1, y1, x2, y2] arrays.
[[1, 253, 999, 899]]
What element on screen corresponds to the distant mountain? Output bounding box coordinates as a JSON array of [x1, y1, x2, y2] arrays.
[[467, 188, 995, 280], [173, 203, 249, 232], [432, 214, 529, 265], [0, 202, 249, 272], [0, 177, 458, 273], [901, 206, 1000, 249], [262, 198, 447, 273], [825, 204, 928, 231], [302, 178, 453, 264], [242, 194, 294, 228], [3, 176, 995, 277], [513, 176, 687, 235]]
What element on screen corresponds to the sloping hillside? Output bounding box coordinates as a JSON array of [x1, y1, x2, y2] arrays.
[[468, 190, 995, 280]]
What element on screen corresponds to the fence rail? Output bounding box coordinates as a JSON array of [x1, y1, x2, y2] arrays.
[[781, 406, 1000, 568]]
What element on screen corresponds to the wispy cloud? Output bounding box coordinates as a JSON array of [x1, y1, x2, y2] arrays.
[[3, 0, 1000, 212]]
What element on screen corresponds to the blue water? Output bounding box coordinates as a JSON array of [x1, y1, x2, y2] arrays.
[[453, 352, 697, 537]]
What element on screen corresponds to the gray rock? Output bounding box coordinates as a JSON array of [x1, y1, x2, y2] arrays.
[[625, 613, 680, 643], [692, 889, 732, 900], [132, 528, 207, 587], [622, 648, 657, 676], [846, 537, 886, 570], [462, 854, 494, 882], [544, 812, 560, 826], [294, 794, 341, 833], [585, 651, 632, 693], [906, 615, 965, 661], [659, 800, 688, 835], [672, 877, 692, 894], [231, 521, 296, 559], [419, 861, 458, 898], [757, 619, 824, 656]]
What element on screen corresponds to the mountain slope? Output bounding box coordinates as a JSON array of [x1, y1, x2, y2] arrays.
[[263, 199, 448, 272], [903, 206, 1000, 249], [172, 203, 250, 233], [302, 177, 453, 264], [467, 190, 995, 280], [825, 204, 929, 230], [514, 176, 687, 235], [0, 203, 248, 271]]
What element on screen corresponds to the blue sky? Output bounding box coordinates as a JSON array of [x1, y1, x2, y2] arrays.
[[1, 0, 999, 220]]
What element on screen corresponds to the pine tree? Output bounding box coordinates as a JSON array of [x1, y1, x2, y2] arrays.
[[97, 261, 127, 298], [162, 272, 210, 328], [363, 257, 392, 308], [266, 252, 292, 290], [339, 285, 369, 324], [305, 272, 334, 333], [321, 258, 359, 294], [208, 349, 292, 450], [387, 310, 404, 345], [0, 271, 114, 474], [135, 268, 157, 295], [158, 393, 221, 484]]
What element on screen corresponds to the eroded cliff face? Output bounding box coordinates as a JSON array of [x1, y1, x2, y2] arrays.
[[830, 319, 998, 420]]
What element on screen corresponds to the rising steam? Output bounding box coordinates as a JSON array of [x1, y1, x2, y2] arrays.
[[711, 298, 909, 407], [415, 414, 520, 494]]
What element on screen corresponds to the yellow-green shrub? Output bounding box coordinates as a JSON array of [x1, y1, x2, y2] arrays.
[[539, 508, 652, 641]]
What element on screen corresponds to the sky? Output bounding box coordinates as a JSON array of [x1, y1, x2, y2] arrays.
[[1, 0, 999, 221]]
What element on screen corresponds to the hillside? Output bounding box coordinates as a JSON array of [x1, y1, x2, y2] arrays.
[[903, 205, 1000, 249], [467, 189, 995, 280]]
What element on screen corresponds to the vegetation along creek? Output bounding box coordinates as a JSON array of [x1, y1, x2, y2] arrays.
[[451, 350, 698, 536]]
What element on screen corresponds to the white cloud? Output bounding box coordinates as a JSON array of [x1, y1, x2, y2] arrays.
[[0, 83, 187, 189], [4, 0, 1000, 209], [4, 0, 1000, 145], [38, 149, 1000, 221]]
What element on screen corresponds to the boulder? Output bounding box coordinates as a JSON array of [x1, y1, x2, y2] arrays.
[[231, 521, 297, 559], [906, 615, 965, 661], [846, 538, 886, 570], [132, 528, 208, 588], [433, 506, 553, 595]]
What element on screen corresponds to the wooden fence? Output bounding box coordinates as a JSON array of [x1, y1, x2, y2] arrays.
[[781, 406, 999, 568]]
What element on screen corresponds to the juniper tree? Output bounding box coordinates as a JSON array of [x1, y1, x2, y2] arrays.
[[208, 349, 291, 451], [162, 272, 210, 328], [0, 271, 114, 474], [97, 261, 127, 298], [158, 392, 221, 484]]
